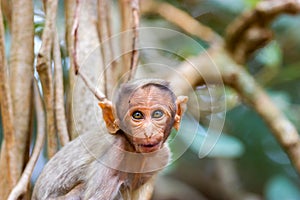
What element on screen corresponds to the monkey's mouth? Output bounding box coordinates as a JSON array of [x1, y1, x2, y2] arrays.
[[136, 142, 162, 153]]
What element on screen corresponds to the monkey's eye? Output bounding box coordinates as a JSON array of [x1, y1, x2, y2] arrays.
[[152, 110, 164, 119], [132, 111, 144, 120]]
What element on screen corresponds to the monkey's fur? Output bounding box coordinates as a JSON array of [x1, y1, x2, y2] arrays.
[[32, 79, 188, 200]]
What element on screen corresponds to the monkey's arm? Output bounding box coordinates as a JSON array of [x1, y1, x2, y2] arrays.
[[32, 130, 113, 200]]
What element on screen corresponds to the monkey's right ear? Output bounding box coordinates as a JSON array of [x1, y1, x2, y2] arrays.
[[98, 100, 119, 134], [173, 96, 188, 131]]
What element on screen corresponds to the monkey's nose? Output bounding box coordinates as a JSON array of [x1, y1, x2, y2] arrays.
[[144, 124, 153, 138]]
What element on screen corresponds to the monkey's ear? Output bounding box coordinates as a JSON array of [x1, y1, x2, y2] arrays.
[[98, 100, 119, 134], [173, 96, 188, 131]]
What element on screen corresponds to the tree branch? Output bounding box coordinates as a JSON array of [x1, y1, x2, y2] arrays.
[[142, 0, 300, 174], [72, 0, 107, 102], [71, 0, 80, 75], [7, 81, 46, 200], [119, 0, 132, 77], [168, 47, 300, 174], [140, 0, 222, 45], [126, 0, 140, 82], [217, 49, 300, 172], [53, 30, 70, 146], [9, 0, 35, 187], [77, 70, 107, 101], [36, 0, 58, 158], [225, 0, 300, 63], [0, 1, 17, 191], [97, 0, 116, 98]]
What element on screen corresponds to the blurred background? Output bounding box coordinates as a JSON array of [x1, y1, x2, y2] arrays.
[[143, 1, 300, 199], [1, 0, 300, 199]]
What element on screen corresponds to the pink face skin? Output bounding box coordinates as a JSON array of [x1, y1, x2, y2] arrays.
[[121, 86, 176, 153]]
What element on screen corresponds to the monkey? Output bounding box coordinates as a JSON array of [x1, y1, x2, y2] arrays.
[[32, 79, 188, 200]]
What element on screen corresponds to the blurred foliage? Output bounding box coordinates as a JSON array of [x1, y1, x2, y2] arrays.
[[150, 0, 300, 198], [265, 175, 300, 200], [226, 104, 297, 193], [179, 115, 245, 159]]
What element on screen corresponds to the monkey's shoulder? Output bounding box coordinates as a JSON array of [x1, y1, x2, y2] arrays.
[[32, 131, 116, 199]]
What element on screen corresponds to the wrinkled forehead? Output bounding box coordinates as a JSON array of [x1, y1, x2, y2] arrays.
[[115, 84, 177, 119], [128, 86, 175, 107]]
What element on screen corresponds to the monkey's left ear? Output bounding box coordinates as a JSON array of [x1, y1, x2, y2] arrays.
[[173, 96, 188, 131], [98, 100, 119, 134]]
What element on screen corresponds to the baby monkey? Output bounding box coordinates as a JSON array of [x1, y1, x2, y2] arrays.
[[32, 79, 188, 200]]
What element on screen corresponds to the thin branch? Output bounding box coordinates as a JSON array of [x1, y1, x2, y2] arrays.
[[36, 0, 58, 158], [119, 0, 133, 79], [7, 81, 46, 200], [225, 0, 300, 63], [71, 0, 81, 75], [104, 0, 113, 39], [0, 2, 16, 188], [53, 30, 70, 146], [104, 0, 118, 90], [77, 70, 107, 101], [140, 0, 222, 45], [127, 0, 140, 82], [72, 0, 107, 102], [97, 0, 117, 98], [64, 0, 78, 140], [97, 0, 109, 95]]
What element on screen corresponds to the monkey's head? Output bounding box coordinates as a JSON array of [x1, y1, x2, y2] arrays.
[[99, 79, 188, 153]]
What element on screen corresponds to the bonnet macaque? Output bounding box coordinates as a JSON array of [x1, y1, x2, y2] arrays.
[[32, 79, 188, 200]]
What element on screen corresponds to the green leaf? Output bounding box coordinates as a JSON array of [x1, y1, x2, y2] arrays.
[[244, 0, 260, 8]]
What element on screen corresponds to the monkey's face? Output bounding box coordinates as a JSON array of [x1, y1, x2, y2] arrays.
[[99, 80, 188, 153], [120, 86, 176, 153]]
